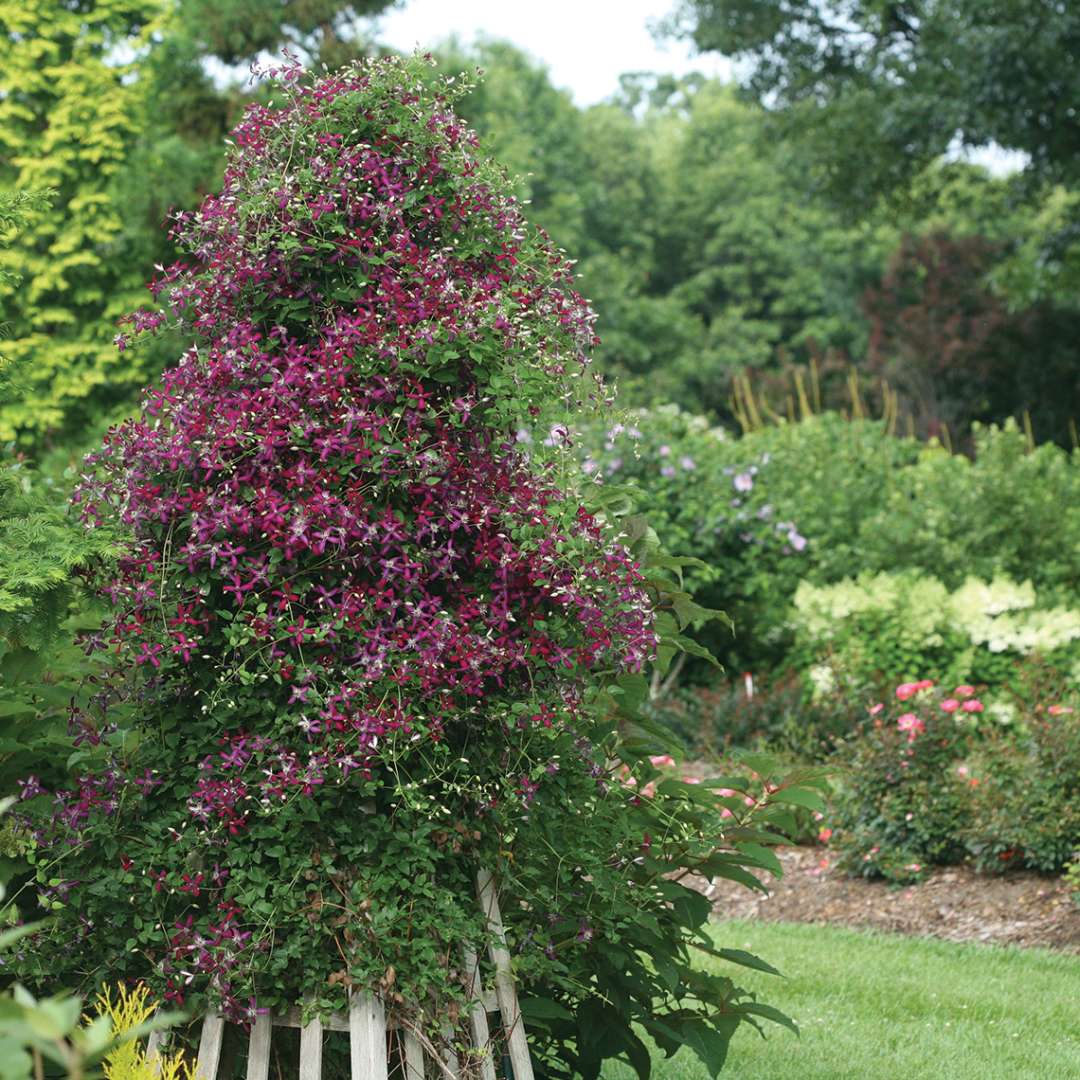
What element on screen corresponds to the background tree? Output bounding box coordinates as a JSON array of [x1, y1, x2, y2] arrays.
[[663, 0, 1080, 204], [662, 1, 1080, 430], [0, 0, 169, 444], [440, 44, 888, 418]]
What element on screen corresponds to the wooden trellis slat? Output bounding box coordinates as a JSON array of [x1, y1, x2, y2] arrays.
[[402, 1029, 425, 1080], [477, 870, 532, 1080], [244, 1013, 271, 1080], [299, 1015, 323, 1080], [462, 946, 497, 1080], [169, 870, 532, 1079], [350, 992, 388, 1080], [197, 1013, 226, 1078]]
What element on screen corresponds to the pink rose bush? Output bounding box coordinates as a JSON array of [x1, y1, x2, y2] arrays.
[[827, 677, 1080, 881], [828, 679, 982, 881]]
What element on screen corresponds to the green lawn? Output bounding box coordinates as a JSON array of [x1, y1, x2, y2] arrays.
[[602, 920, 1080, 1080]]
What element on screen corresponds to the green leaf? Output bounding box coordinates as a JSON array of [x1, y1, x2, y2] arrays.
[[739, 1001, 799, 1036], [713, 948, 783, 977], [618, 1026, 653, 1080], [520, 997, 574, 1023], [681, 1015, 740, 1077], [695, 855, 769, 894], [735, 842, 783, 878], [731, 749, 779, 780], [770, 787, 827, 814]]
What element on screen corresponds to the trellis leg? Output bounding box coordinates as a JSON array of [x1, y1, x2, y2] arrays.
[[402, 1029, 425, 1080], [299, 1014, 323, 1080], [440, 1023, 461, 1078], [196, 1014, 226, 1080], [462, 946, 497, 1080], [146, 1030, 164, 1073], [477, 869, 534, 1080], [245, 1014, 272, 1080], [349, 992, 389, 1080]]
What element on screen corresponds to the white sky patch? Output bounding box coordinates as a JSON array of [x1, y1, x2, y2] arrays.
[[372, 0, 732, 105]]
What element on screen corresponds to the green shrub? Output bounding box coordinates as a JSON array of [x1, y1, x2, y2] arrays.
[[965, 705, 1080, 873], [648, 675, 855, 763], [577, 412, 1080, 677], [0, 460, 116, 796], [858, 420, 1080, 604]]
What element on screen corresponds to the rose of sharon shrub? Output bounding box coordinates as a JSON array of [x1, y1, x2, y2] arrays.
[[13, 56, 808, 1077], [576, 412, 1080, 678], [571, 404, 814, 669]]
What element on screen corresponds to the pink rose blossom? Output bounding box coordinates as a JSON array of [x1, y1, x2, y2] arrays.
[[897, 713, 925, 740], [940, 699, 960, 713], [961, 699, 984, 713]]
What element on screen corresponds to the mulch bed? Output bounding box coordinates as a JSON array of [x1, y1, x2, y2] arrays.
[[692, 846, 1080, 952]]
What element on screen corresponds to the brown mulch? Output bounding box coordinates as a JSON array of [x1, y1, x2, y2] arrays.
[[690, 845, 1080, 952]]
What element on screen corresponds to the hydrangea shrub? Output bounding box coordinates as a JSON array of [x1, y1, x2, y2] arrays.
[[792, 571, 1080, 695], [13, 55, 818, 1077]]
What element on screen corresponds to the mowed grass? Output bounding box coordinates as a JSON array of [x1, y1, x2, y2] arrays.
[[602, 919, 1080, 1080]]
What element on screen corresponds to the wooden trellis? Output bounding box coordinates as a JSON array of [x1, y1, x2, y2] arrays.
[[147, 870, 533, 1080]]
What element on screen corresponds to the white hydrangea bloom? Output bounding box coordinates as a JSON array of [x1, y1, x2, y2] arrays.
[[807, 663, 836, 698]]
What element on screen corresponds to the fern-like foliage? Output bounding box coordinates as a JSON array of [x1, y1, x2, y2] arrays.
[[0, 462, 118, 796], [0, 463, 116, 650]]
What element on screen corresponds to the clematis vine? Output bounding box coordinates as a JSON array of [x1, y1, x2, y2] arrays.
[[21, 54, 657, 1024]]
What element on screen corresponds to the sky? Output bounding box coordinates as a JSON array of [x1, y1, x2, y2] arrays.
[[372, 0, 733, 106], [373, 1, 1024, 175]]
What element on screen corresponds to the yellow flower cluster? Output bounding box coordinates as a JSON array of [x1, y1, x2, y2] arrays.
[[92, 984, 196, 1080]]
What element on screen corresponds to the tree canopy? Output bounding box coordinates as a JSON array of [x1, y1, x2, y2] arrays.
[[665, 1, 1080, 203]]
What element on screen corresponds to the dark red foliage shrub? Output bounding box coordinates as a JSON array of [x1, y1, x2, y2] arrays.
[[862, 231, 1080, 444]]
